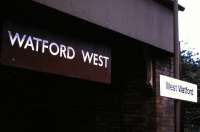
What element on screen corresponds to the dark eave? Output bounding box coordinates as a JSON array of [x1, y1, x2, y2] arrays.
[[154, 0, 185, 11]]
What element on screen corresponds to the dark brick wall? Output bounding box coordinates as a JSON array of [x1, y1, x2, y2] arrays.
[[154, 56, 175, 132], [109, 44, 157, 132], [113, 48, 176, 132], [120, 87, 156, 132]]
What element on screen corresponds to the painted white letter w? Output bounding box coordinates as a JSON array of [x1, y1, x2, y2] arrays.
[[8, 30, 26, 48]]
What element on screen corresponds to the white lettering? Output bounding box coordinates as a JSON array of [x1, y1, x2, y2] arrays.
[[33, 37, 42, 52], [93, 53, 98, 66], [42, 40, 48, 53], [60, 44, 67, 58], [81, 50, 109, 68], [67, 46, 75, 59], [8, 30, 26, 47], [103, 56, 109, 68], [24, 36, 34, 51], [82, 50, 93, 64], [98, 55, 103, 67], [7, 30, 110, 68], [49, 42, 59, 56]]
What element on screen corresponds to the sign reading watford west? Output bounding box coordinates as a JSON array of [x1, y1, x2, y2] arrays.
[[0, 21, 111, 83], [160, 75, 197, 102]]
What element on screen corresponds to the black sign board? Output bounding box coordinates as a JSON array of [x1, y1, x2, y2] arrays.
[[0, 21, 111, 83]]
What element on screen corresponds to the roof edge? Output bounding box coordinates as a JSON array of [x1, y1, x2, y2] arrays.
[[154, 0, 185, 11]]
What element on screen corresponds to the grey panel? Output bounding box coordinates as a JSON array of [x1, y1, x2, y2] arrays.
[[33, 0, 174, 53]]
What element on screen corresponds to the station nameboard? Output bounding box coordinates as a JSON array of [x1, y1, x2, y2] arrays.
[[160, 75, 197, 102], [0, 21, 111, 83]]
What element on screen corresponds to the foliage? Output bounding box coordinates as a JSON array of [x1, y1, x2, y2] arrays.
[[181, 50, 200, 86], [181, 49, 200, 128]]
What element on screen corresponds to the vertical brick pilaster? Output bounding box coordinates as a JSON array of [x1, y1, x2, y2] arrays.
[[155, 56, 175, 132]]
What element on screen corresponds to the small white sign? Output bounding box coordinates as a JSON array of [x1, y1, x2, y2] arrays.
[[160, 75, 197, 102]]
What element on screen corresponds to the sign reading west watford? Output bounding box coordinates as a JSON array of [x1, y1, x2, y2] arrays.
[[160, 75, 197, 102], [0, 21, 111, 83]]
